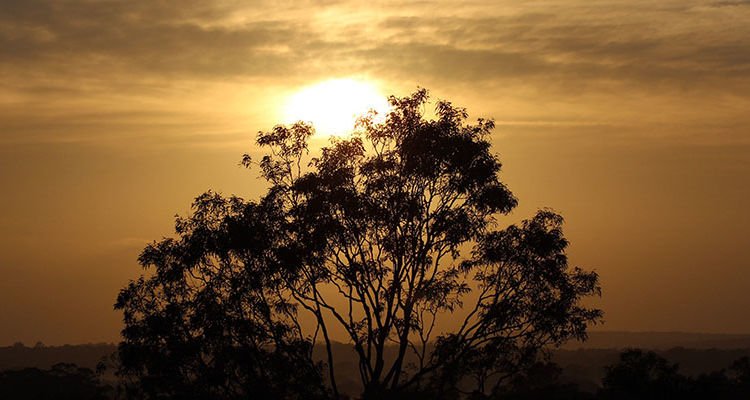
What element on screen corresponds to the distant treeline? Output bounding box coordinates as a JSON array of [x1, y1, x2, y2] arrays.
[[2, 341, 750, 383], [2, 348, 750, 399], [0, 363, 114, 400], [0, 343, 750, 399], [5, 331, 749, 371], [562, 331, 750, 350], [0, 343, 116, 371]]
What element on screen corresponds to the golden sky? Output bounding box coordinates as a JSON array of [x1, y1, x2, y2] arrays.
[[1, 0, 749, 344]]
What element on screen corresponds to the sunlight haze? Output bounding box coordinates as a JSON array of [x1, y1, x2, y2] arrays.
[[283, 78, 390, 137]]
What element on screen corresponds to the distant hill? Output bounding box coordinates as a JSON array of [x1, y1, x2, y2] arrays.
[[0, 343, 116, 371], [564, 331, 750, 350]]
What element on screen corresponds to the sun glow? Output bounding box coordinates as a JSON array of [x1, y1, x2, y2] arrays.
[[283, 79, 390, 137]]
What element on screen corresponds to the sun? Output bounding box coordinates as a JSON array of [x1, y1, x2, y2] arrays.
[[283, 79, 390, 137]]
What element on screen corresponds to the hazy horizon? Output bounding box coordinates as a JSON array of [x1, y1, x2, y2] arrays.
[[8, 330, 750, 348]]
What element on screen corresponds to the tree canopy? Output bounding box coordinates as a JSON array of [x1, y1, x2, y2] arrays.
[[115, 89, 602, 399]]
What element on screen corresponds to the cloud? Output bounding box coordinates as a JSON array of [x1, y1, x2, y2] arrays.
[[0, 1, 312, 80], [1, 0, 749, 146], [2, 0, 749, 90]]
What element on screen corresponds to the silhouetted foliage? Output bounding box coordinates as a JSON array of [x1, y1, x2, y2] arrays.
[[728, 356, 750, 386], [599, 349, 687, 399], [116, 89, 602, 399], [710, 356, 750, 399], [488, 361, 593, 400], [599, 350, 750, 400], [0, 363, 112, 400], [115, 194, 328, 399]]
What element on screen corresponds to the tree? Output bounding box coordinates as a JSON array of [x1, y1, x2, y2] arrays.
[[116, 89, 602, 399], [599, 349, 687, 400], [488, 361, 592, 400]]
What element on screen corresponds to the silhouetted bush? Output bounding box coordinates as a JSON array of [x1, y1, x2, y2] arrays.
[[599, 349, 750, 400], [0, 363, 112, 400]]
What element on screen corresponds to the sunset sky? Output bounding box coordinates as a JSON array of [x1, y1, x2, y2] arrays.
[[1, 0, 749, 345]]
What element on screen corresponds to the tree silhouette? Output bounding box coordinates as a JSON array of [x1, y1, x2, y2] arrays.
[[489, 361, 592, 400], [599, 349, 687, 400], [116, 89, 602, 399], [599, 350, 750, 400]]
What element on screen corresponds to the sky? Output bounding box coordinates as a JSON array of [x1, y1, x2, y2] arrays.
[[1, 0, 749, 345]]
